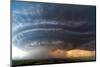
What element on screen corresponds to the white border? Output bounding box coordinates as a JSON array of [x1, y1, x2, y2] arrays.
[[21, 0, 96, 5]]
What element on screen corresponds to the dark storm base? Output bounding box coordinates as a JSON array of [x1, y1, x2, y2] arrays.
[[12, 58, 96, 67]]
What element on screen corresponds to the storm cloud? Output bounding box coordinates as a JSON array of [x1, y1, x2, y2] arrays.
[[12, 2, 96, 51]]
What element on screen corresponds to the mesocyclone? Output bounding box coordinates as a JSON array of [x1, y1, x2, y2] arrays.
[[12, 2, 96, 51]]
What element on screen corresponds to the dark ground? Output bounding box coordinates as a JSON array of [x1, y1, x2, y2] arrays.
[[12, 58, 96, 67]]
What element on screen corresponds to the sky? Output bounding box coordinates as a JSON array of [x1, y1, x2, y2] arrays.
[[12, 1, 96, 52]]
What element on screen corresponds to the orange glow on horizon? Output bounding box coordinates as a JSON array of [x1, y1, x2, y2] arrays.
[[49, 49, 95, 59]]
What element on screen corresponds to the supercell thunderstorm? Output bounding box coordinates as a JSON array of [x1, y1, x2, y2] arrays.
[[12, 2, 96, 60]]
